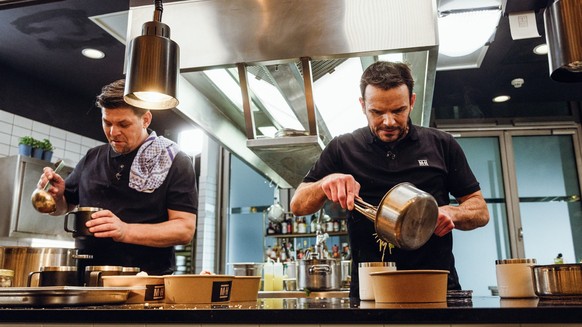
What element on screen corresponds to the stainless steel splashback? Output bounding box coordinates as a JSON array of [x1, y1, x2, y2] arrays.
[[0, 155, 73, 240]]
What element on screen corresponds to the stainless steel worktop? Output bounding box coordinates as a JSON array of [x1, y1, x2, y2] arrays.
[[1, 296, 582, 325]]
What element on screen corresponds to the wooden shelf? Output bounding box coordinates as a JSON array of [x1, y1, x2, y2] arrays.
[[265, 231, 347, 238]]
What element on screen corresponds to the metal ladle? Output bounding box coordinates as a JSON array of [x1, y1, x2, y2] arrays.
[[353, 182, 439, 250], [31, 159, 65, 214]]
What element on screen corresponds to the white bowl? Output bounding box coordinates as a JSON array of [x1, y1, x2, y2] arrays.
[[369, 270, 448, 303]]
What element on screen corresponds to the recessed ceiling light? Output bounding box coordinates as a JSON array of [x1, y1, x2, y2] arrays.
[[492, 95, 510, 103], [82, 48, 105, 59], [533, 44, 548, 55]]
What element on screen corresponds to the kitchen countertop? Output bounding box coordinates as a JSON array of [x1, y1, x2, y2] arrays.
[[1, 295, 582, 324]]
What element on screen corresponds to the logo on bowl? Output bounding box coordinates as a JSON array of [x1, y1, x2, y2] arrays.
[[211, 281, 232, 302]]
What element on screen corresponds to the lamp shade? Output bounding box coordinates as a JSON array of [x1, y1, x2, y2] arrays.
[[544, 0, 582, 83], [124, 21, 180, 109]]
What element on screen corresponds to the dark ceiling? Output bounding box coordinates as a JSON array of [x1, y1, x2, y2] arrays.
[[0, 0, 581, 142]]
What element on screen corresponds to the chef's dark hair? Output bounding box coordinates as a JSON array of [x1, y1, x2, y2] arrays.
[[95, 79, 149, 117], [360, 61, 414, 101]]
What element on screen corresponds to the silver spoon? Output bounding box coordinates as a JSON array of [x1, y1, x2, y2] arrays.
[[31, 159, 65, 214]]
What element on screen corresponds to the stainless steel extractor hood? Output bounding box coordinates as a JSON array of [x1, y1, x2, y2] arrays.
[[127, 0, 439, 188]]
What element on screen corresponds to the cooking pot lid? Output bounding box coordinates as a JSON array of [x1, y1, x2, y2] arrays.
[[41, 266, 77, 272], [85, 265, 123, 272], [359, 262, 396, 268], [496, 258, 536, 265], [76, 207, 103, 212]]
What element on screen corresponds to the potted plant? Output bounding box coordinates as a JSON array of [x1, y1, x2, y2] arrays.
[[40, 138, 54, 162], [31, 138, 44, 159], [18, 136, 35, 157]]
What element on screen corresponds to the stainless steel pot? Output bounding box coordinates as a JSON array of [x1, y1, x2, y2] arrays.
[[354, 182, 438, 250], [298, 258, 341, 291], [0, 247, 77, 286], [532, 263, 582, 297], [228, 262, 264, 276]]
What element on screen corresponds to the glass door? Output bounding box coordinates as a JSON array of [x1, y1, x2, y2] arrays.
[[509, 131, 582, 264], [447, 126, 582, 295], [452, 134, 510, 295]]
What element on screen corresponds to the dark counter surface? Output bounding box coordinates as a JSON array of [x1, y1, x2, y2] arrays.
[[1, 296, 582, 324]]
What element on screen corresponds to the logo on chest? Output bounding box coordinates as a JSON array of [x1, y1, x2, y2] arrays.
[[418, 159, 429, 166]]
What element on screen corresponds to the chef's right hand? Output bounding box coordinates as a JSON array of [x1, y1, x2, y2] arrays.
[[320, 173, 360, 210], [38, 167, 66, 200]]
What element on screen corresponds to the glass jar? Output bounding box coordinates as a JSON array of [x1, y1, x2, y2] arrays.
[[0, 269, 14, 287]]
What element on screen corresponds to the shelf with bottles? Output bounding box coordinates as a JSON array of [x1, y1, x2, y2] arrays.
[[265, 201, 349, 237], [265, 235, 350, 262]]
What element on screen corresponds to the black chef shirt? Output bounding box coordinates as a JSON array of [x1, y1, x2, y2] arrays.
[[303, 124, 481, 298], [64, 143, 198, 275]]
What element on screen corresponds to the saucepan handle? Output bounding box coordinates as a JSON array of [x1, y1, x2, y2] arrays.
[[354, 196, 377, 222]]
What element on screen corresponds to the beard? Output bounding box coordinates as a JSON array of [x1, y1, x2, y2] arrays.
[[374, 125, 407, 143]]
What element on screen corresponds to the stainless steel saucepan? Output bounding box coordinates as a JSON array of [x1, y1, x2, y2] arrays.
[[353, 182, 438, 250]]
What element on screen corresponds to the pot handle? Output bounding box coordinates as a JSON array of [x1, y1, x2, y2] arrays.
[[64, 212, 75, 233], [27, 271, 41, 287], [354, 196, 376, 222], [308, 264, 332, 276], [71, 254, 94, 260]]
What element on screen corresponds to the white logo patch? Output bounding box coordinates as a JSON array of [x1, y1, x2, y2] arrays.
[[418, 159, 429, 166]]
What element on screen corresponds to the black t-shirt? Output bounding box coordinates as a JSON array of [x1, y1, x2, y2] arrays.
[[303, 125, 480, 297], [65, 144, 198, 275]]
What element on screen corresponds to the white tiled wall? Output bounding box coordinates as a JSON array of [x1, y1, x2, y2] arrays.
[[0, 109, 104, 166]]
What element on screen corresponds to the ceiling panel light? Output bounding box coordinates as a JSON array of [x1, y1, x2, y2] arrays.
[[533, 44, 548, 55], [81, 48, 105, 59], [492, 95, 510, 103], [438, 8, 501, 57]]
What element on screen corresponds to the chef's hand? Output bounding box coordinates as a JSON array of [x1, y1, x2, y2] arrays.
[[38, 167, 66, 200], [434, 208, 455, 236], [86, 210, 128, 242], [320, 173, 360, 210]]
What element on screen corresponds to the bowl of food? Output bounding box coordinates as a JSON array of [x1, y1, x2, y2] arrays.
[[369, 270, 449, 303], [101, 275, 164, 303], [163, 274, 234, 304], [230, 276, 261, 302]]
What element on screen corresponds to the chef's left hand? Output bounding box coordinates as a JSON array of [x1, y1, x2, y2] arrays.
[[434, 209, 455, 236], [86, 210, 128, 242]]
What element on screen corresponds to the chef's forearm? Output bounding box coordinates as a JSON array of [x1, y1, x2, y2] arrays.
[[290, 182, 327, 216], [120, 213, 196, 248], [446, 192, 490, 230]]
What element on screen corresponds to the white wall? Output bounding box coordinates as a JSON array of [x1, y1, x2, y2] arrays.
[[0, 109, 104, 165]]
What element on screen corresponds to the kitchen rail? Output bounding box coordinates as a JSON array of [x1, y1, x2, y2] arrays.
[[0, 296, 581, 324]]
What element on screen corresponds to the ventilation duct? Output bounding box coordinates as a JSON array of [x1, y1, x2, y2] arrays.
[[544, 0, 582, 82]]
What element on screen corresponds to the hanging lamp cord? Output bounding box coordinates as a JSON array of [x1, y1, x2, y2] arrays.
[[153, 0, 163, 22]]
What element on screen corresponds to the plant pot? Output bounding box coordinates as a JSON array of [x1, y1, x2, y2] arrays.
[[32, 147, 43, 159], [42, 150, 53, 162], [18, 144, 32, 156]]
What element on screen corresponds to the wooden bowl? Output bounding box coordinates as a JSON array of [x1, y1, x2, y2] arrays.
[[163, 275, 234, 304], [369, 270, 448, 303], [230, 276, 261, 302]]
